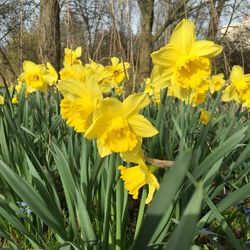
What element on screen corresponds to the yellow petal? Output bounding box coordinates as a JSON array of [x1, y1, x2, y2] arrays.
[[46, 63, 58, 85], [199, 109, 209, 125], [221, 85, 240, 102], [124, 62, 130, 70], [60, 97, 94, 133], [84, 115, 106, 139], [118, 163, 159, 204], [230, 65, 244, 84], [59, 78, 102, 101], [85, 98, 122, 139], [17, 72, 25, 82], [118, 165, 145, 199], [120, 140, 144, 165], [94, 97, 122, 120], [169, 19, 195, 54], [58, 79, 86, 100], [111, 57, 119, 66], [128, 114, 158, 137], [150, 66, 171, 89], [244, 74, 250, 82], [0, 95, 4, 105], [151, 45, 179, 69], [168, 84, 191, 100], [75, 47, 82, 57], [190, 40, 222, 58], [23, 60, 36, 72], [97, 139, 112, 158], [122, 93, 150, 117], [145, 173, 159, 204]]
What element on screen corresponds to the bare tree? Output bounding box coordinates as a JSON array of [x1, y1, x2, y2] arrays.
[[37, 0, 61, 70], [207, 0, 227, 39], [136, 0, 154, 83]]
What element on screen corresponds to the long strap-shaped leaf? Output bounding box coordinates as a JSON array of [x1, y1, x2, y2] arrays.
[[51, 142, 97, 246], [198, 181, 250, 226], [193, 126, 247, 179], [133, 151, 191, 249], [0, 160, 67, 240], [163, 184, 203, 250]]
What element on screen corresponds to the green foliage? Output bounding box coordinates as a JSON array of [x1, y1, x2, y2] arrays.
[[0, 83, 249, 249]]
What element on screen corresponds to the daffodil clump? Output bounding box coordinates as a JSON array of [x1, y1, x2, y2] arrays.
[[59, 48, 158, 203], [60, 47, 129, 94], [13, 19, 250, 204]]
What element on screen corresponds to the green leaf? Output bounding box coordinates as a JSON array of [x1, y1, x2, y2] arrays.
[[133, 151, 192, 249], [76, 191, 97, 247], [0, 160, 67, 240], [199, 181, 250, 226], [164, 184, 203, 250], [193, 126, 247, 179]]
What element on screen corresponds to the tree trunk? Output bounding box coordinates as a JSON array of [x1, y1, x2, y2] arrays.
[[136, 0, 154, 84], [207, 0, 226, 39], [37, 0, 60, 70]]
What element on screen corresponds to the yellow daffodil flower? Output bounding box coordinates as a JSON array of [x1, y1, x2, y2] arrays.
[[105, 57, 130, 87], [144, 78, 161, 105], [118, 163, 159, 204], [11, 96, 18, 104], [15, 82, 37, 96], [60, 64, 88, 82], [222, 65, 250, 107], [187, 90, 206, 107], [151, 19, 222, 105], [64, 47, 82, 66], [115, 86, 125, 96], [209, 73, 225, 94], [0, 95, 4, 105], [45, 63, 58, 86], [119, 145, 159, 204], [85, 93, 158, 157], [18, 61, 57, 92], [59, 77, 103, 133], [199, 109, 209, 125], [85, 60, 111, 93]]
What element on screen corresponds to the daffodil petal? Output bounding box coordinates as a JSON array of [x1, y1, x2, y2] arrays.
[[168, 84, 191, 100], [230, 65, 244, 83], [128, 114, 158, 137], [118, 165, 145, 199], [120, 140, 144, 165], [151, 45, 179, 68], [85, 98, 122, 139], [124, 62, 130, 70], [169, 19, 195, 54], [111, 57, 119, 66], [94, 97, 122, 120], [97, 139, 112, 158], [122, 93, 150, 117], [190, 40, 222, 58], [150, 66, 172, 89], [222, 85, 240, 102], [23, 60, 36, 72], [75, 47, 82, 57], [58, 79, 85, 99], [58, 78, 102, 101], [84, 116, 107, 139]]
